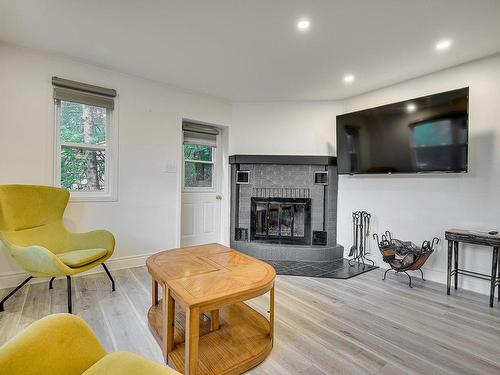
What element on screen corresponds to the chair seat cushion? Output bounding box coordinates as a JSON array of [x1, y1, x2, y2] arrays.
[[82, 351, 180, 375], [57, 248, 107, 268]]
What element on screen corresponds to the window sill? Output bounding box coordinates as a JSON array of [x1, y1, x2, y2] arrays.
[[182, 187, 216, 193], [69, 192, 117, 202]]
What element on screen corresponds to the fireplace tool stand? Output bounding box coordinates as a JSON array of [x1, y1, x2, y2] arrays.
[[348, 211, 375, 268]]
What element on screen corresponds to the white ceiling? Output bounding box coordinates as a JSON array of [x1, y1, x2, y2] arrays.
[[1, 0, 500, 101]]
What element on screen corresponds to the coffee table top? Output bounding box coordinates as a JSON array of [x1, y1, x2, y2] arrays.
[[146, 243, 276, 309]]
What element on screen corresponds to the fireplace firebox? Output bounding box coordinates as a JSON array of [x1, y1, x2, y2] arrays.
[[250, 197, 311, 245]]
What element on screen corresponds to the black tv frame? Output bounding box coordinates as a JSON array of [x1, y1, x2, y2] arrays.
[[336, 87, 469, 175]]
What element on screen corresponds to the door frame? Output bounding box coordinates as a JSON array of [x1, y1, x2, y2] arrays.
[[175, 117, 230, 248]]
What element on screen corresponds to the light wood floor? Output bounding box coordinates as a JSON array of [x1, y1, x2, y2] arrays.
[[1, 266, 500, 374]]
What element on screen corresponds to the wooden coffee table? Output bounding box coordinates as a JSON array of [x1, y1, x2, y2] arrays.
[[146, 243, 276, 375]]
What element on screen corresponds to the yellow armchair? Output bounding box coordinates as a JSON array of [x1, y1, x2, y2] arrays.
[[0, 184, 116, 313], [0, 313, 180, 375]]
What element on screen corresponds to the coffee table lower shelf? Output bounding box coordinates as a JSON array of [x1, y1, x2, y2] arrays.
[[148, 301, 272, 375]]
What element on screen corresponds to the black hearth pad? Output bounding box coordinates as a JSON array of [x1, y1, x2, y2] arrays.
[[264, 259, 378, 279]]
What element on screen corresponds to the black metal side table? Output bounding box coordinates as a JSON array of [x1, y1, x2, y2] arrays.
[[445, 229, 500, 307]]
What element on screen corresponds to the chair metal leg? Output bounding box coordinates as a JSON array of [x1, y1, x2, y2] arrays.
[[49, 277, 56, 289], [383, 268, 391, 280], [419, 268, 425, 281], [66, 276, 72, 314], [102, 263, 115, 292], [404, 271, 413, 288], [0, 276, 33, 312]]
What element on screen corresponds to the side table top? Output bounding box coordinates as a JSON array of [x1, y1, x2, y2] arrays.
[[146, 243, 276, 309], [445, 229, 500, 247]]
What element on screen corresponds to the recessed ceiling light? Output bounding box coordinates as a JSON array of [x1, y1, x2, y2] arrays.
[[406, 103, 417, 113], [343, 74, 355, 83], [297, 19, 310, 31], [435, 39, 452, 51]]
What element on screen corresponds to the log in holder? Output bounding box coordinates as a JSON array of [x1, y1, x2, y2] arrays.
[[374, 231, 438, 288]]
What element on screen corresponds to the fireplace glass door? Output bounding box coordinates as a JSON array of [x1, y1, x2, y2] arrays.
[[250, 198, 311, 245]]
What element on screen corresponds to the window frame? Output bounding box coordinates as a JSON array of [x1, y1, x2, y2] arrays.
[[54, 99, 118, 202], [182, 143, 217, 192]]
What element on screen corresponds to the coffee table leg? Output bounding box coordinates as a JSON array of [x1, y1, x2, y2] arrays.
[[152, 279, 159, 306], [163, 286, 175, 361], [210, 310, 220, 330], [185, 306, 200, 375], [270, 283, 275, 343]]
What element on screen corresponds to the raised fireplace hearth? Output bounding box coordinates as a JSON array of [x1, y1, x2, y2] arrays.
[[229, 155, 343, 262]]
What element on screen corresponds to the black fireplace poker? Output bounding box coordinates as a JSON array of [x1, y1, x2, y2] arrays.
[[348, 211, 375, 269]]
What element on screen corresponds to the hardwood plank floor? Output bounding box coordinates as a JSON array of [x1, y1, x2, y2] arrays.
[[1, 266, 500, 374]]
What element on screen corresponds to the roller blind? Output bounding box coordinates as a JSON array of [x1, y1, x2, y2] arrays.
[[52, 77, 117, 109], [183, 122, 219, 147]]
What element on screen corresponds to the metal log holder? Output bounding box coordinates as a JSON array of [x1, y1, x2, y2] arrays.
[[348, 211, 375, 269], [373, 231, 438, 288]]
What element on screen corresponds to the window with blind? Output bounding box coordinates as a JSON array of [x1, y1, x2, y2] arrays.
[[183, 122, 219, 189], [53, 77, 118, 201]]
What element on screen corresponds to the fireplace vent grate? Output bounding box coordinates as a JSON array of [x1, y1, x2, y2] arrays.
[[236, 170, 250, 184], [252, 187, 310, 198], [314, 171, 329, 185]]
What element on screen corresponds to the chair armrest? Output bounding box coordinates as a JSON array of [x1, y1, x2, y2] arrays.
[[65, 229, 115, 254], [0, 313, 107, 375], [8, 244, 70, 276]]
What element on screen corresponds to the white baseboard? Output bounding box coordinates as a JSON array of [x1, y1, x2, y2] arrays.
[[0, 252, 154, 290]]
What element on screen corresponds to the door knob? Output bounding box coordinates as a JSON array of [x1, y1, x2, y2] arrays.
[[216, 195, 222, 200]]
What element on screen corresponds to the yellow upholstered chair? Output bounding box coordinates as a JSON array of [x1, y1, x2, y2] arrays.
[[0, 313, 180, 375], [0, 184, 115, 313]]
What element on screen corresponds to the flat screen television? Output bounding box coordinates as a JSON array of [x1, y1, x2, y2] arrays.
[[336, 87, 469, 175]]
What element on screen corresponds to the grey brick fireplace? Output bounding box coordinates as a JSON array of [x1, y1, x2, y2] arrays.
[[229, 155, 343, 262]]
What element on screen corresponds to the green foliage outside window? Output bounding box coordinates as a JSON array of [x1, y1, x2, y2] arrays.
[[183, 144, 214, 188], [61, 147, 105, 190], [183, 144, 212, 161]]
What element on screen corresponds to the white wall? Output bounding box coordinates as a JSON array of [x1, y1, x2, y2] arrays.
[[230, 54, 500, 295], [0, 43, 231, 287], [230, 101, 343, 155], [338, 54, 500, 295]]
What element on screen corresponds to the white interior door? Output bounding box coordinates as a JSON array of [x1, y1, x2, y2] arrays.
[[180, 129, 222, 247], [181, 191, 221, 246]]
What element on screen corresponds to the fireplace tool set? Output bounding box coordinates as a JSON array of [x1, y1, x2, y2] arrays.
[[348, 211, 375, 268], [373, 231, 439, 287]]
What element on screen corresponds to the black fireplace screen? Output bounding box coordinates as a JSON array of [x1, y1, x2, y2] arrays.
[[250, 197, 311, 245]]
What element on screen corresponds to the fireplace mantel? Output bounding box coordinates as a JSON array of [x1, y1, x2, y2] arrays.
[[229, 154, 337, 166]]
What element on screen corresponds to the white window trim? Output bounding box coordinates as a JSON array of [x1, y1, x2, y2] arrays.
[[182, 144, 217, 192], [54, 99, 118, 202]]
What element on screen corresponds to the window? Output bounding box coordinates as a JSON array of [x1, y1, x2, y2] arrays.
[[53, 77, 117, 201], [183, 144, 215, 188], [182, 122, 219, 190], [57, 101, 109, 191]]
